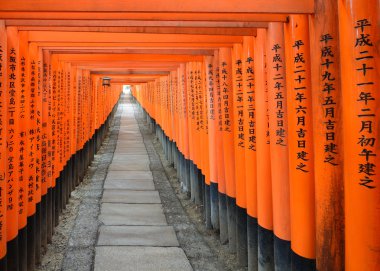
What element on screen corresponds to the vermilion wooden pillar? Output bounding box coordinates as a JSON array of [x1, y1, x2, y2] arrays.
[[70, 65, 77, 184], [40, 49, 50, 252], [6, 26, 20, 271], [266, 22, 291, 271], [6, 27, 20, 270], [219, 47, 237, 252], [213, 50, 228, 244], [284, 15, 316, 270], [193, 62, 202, 204], [172, 69, 179, 173], [180, 63, 191, 194], [43, 50, 53, 244], [27, 42, 40, 271], [255, 28, 275, 271], [196, 61, 205, 205], [188, 63, 197, 201], [205, 56, 220, 230], [180, 64, 191, 194], [61, 62, 68, 208], [242, 36, 258, 271], [34, 44, 43, 265], [338, 1, 379, 270], [186, 62, 196, 202], [0, 20, 7, 271], [50, 55, 59, 229], [18, 30, 30, 271], [64, 62, 73, 198], [231, 43, 248, 266], [310, 0, 345, 270], [75, 67, 82, 187], [65, 62, 72, 205], [203, 56, 214, 229]]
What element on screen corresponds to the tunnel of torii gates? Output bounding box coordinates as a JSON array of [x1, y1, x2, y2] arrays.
[[0, 0, 378, 271]]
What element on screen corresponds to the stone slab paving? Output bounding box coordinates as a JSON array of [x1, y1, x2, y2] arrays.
[[94, 247, 192, 271], [111, 156, 150, 163], [102, 190, 161, 204], [112, 154, 150, 162], [97, 225, 179, 246], [99, 203, 167, 226], [116, 141, 146, 146], [114, 149, 148, 154], [108, 163, 150, 171], [108, 158, 150, 168], [117, 135, 143, 139], [95, 92, 192, 271], [103, 179, 155, 190], [106, 170, 153, 180], [116, 141, 145, 145], [117, 132, 142, 136], [114, 149, 149, 155]]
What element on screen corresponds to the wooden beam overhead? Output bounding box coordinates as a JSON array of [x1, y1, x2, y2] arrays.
[[118, 83, 145, 86], [47, 48, 215, 56], [90, 71, 170, 75], [19, 26, 258, 36], [55, 53, 204, 62], [0, 12, 289, 21], [90, 74, 163, 79], [27, 31, 243, 43], [8, 19, 268, 28], [41, 46, 222, 51], [76, 64, 180, 73], [109, 79, 158, 84], [83, 67, 179, 73], [0, 0, 313, 13], [110, 81, 154, 84], [35, 42, 234, 48], [74, 62, 180, 68]]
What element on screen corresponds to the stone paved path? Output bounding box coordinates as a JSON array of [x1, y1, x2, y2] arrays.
[[94, 93, 193, 271]]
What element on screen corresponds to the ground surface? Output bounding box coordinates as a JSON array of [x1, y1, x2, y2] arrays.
[[36, 93, 247, 271]]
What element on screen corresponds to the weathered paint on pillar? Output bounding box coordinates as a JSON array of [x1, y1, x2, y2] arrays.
[[311, 0, 345, 270]]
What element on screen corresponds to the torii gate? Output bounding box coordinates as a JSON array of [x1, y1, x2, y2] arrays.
[[0, 1, 378, 271]]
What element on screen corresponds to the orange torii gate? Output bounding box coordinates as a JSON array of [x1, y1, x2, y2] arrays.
[[0, 0, 379, 271]]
